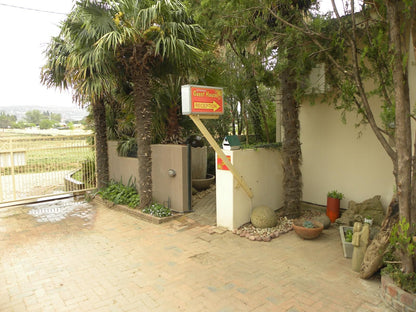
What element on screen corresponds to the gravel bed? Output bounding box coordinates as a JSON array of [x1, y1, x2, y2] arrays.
[[233, 209, 325, 242], [232, 217, 293, 242]]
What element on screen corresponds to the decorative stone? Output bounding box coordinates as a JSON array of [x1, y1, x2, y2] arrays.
[[314, 215, 331, 229], [336, 196, 385, 226], [250, 206, 278, 229]]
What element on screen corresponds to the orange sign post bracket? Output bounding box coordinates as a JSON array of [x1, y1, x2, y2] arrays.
[[189, 115, 253, 199]]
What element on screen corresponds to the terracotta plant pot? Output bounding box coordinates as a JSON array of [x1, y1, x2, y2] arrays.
[[293, 220, 324, 240], [326, 197, 340, 223]]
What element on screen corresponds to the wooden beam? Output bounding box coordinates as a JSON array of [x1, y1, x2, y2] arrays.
[[189, 115, 253, 198]]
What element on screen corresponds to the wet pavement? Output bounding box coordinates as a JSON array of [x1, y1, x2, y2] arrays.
[[0, 197, 388, 311]]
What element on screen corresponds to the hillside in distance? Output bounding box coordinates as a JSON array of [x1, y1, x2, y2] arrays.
[[0, 104, 88, 122]]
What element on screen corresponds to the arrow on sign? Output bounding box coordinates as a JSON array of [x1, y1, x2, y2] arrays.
[[193, 101, 221, 112]]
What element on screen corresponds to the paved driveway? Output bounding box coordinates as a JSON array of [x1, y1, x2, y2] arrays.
[[0, 198, 387, 311]]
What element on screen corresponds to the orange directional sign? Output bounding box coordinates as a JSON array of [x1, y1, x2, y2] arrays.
[[181, 85, 224, 115]]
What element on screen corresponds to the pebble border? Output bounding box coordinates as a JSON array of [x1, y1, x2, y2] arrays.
[[381, 275, 416, 312], [232, 217, 293, 242]]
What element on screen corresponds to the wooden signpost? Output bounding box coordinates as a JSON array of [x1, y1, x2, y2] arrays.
[[181, 85, 253, 199]]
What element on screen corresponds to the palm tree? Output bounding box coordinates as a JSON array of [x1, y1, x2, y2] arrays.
[[41, 1, 119, 189], [94, 0, 204, 208]]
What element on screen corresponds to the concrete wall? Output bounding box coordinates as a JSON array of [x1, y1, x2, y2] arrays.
[[300, 101, 395, 209], [151, 144, 190, 213], [108, 141, 139, 187], [216, 148, 283, 230], [107, 141, 190, 212]]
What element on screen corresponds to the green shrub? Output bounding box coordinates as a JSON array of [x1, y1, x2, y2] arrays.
[[303, 220, 315, 228], [382, 217, 416, 293], [98, 180, 140, 208], [143, 203, 172, 218], [327, 190, 344, 200], [345, 229, 353, 242]]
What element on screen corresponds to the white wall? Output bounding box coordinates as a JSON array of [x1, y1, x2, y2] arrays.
[[300, 98, 395, 209], [300, 35, 416, 209], [216, 148, 284, 230]]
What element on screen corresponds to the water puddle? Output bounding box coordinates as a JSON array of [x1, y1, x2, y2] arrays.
[[27, 197, 95, 226]]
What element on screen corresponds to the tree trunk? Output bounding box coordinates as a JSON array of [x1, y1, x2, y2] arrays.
[[132, 71, 153, 209], [387, 0, 414, 273], [92, 97, 109, 189], [280, 66, 302, 218]]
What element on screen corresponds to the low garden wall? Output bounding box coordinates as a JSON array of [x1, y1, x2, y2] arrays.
[[381, 275, 416, 312], [216, 148, 283, 230], [107, 141, 190, 213]]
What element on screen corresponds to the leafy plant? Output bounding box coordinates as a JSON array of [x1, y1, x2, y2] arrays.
[[303, 220, 315, 228], [390, 217, 415, 257], [382, 217, 416, 293], [327, 190, 344, 200], [345, 229, 353, 243], [98, 179, 140, 208], [143, 203, 172, 218]]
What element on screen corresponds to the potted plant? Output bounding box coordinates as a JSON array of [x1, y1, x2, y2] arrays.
[[326, 190, 344, 223], [293, 220, 324, 240], [339, 226, 354, 258], [364, 216, 373, 225]]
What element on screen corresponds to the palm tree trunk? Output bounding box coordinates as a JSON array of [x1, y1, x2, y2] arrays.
[[280, 66, 302, 219], [132, 71, 153, 209], [92, 97, 109, 189]]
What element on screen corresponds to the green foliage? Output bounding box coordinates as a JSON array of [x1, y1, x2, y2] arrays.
[[382, 217, 416, 293], [11, 121, 26, 129], [382, 266, 416, 294], [143, 203, 172, 218], [327, 190, 344, 200], [0, 111, 17, 128], [39, 119, 54, 130], [390, 217, 415, 257], [98, 180, 141, 208], [117, 137, 137, 158], [303, 220, 315, 228], [345, 229, 353, 243], [241, 142, 282, 150], [25, 110, 43, 124]]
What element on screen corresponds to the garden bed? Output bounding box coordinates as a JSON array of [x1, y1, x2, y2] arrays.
[[93, 196, 182, 224], [381, 275, 416, 312]]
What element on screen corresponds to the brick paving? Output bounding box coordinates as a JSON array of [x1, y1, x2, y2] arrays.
[[0, 198, 388, 311]]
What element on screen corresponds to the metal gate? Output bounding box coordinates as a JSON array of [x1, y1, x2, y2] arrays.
[[0, 135, 96, 205]]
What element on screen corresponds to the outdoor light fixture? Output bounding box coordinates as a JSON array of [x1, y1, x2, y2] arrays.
[[168, 169, 176, 177]]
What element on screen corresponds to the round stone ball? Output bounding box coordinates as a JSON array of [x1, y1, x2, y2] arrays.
[[314, 215, 331, 229], [251, 206, 278, 228]]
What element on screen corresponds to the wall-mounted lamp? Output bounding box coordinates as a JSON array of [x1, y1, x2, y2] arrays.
[[168, 169, 176, 177]]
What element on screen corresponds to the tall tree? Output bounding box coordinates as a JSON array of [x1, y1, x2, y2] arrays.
[[94, 0, 204, 208], [190, 0, 271, 143], [273, 0, 416, 272], [42, 1, 119, 189], [0, 112, 16, 129]]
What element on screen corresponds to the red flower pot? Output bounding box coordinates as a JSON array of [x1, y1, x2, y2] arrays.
[[326, 197, 340, 223]]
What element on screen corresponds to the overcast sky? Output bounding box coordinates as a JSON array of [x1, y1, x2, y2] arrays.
[[0, 0, 345, 111], [0, 0, 75, 109]]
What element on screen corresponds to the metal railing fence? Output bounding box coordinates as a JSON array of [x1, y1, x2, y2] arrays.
[[0, 135, 96, 204]]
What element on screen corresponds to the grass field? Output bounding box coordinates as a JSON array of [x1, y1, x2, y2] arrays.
[[0, 135, 95, 174]]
